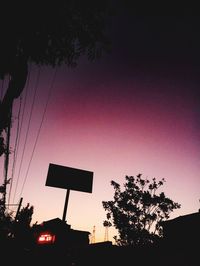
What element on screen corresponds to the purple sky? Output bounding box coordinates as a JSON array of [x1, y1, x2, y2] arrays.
[[1, 14, 200, 242]]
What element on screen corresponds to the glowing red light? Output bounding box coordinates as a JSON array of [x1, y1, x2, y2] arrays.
[[37, 232, 56, 244]]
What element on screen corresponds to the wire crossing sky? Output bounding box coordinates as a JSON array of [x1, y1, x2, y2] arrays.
[[1, 12, 200, 242]]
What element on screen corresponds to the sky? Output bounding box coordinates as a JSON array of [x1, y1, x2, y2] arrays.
[[0, 12, 200, 243]]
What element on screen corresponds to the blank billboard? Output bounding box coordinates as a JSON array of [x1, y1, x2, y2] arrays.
[[45, 163, 93, 193]]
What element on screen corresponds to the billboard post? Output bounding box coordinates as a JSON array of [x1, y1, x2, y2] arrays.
[[46, 163, 93, 222], [62, 189, 70, 222]]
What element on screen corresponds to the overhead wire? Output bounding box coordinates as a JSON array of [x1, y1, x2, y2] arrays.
[[0, 78, 5, 178], [14, 65, 31, 168], [18, 67, 58, 200], [0, 78, 4, 100], [12, 66, 41, 203], [7, 95, 22, 206], [9, 65, 31, 204], [0, 75, 10, 101]]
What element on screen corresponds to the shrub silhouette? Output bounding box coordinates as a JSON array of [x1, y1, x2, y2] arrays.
[[102, 174, 181, 246]]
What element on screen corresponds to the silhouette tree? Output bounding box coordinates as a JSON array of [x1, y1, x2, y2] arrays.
[[13, 203, 34, 248], [0, 180, 15, 243], [102, 174, 181, 247], [0, 180, 35, 246], [0, 2, 113, 213], [15, 203, 34, 227], [0, 1, 112, 155]]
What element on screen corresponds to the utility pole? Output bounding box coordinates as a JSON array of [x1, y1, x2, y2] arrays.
[[14, 197, 23, 221], [0, 58, 28, 209], [2, 102, 12, 209]]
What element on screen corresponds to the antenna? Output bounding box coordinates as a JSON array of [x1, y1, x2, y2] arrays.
[[90, 225, 96, 244], [199, 199, 200, 212], [103, 220, 111, 242], [104, 225, 109, 242]]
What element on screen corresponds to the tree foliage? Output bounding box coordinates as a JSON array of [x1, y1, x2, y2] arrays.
[[0, 181, 34, 244], [102, 174, 181, 247], [0, 1, 112, 156], [0, 1, 112, 78], [0, 180, 13, 240], [13, 203, 34, 247]]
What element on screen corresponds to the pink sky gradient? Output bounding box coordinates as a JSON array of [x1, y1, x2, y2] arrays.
[[1, 12, 200, 243], [1, 58, 199, 243]]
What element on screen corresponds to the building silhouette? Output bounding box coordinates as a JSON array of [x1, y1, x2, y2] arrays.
[[160, 210, 199, 265], [161, 210, 200, 247]]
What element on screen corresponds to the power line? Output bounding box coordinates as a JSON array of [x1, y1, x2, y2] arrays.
[[9, 66, 31, 204], [0, 78, 4, 100], [19, 67, 57, 199], [7, 95, 22, 205], [12, 66, 40, 203], [14, 65, 31, 169]]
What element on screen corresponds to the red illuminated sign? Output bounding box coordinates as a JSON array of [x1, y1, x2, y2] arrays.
[[37, 232, 56, 244]]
